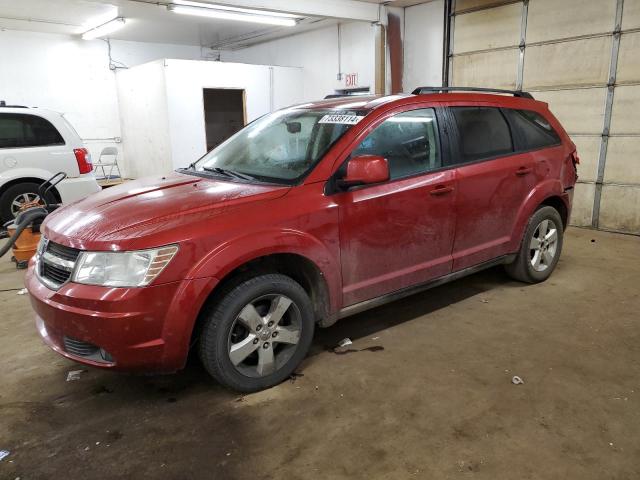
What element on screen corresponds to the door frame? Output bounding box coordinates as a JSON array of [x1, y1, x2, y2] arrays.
[[201, 87, 247, 152]]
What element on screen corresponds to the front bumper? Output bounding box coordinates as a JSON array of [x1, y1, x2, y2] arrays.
[[26, 263, 218, 373]]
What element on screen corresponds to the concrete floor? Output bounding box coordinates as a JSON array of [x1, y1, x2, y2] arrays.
[[1, 227, 639, 479]]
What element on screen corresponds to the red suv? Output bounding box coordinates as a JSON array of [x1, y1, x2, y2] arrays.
[[26, 87, 578, 392]]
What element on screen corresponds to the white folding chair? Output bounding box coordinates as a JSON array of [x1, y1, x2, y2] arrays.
[[93, 147, 122, 180]]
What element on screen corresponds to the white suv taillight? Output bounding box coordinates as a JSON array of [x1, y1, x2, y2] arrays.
[[74, 148, 93, 174]]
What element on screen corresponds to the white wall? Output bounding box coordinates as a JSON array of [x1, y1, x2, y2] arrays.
[[117, 59, 304, 175], [403, 0, 445, 92], [163, 60, 303, 169], [221, 22, 376, 101], [0, 29, 205, 175], [2, 14, 447, 177], [116, 61, 172, 179]]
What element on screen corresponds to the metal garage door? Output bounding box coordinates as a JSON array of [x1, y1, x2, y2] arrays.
[[448, 0, 640, 234]]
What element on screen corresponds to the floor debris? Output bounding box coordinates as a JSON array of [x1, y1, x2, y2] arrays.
[[289, 372, 304, 383], [338, 338, 353, 347], [331, 345, 385, 355], [16, 288, 27, 295], [511, 375, 525, 385], [0, 450, 9, 461], [66, 370, 86, 382]]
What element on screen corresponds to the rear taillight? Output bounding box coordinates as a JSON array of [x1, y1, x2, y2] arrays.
[[567, 150, 579, 184], [74, 148, 93, 174], [571, 151, 580, 165]]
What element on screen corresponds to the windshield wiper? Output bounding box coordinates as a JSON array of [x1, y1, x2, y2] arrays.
[[202, 166, 255, 181], [202, 166, 232, 177]]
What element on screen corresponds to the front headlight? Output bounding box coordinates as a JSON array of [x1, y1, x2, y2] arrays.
[[72, 245, 179, 287], [36, 235, 47, 256]]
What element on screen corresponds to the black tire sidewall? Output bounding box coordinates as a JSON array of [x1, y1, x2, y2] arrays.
[[199, 274, 315, 392], [520, 206, 564, 282], [0, 182, 56, 224]]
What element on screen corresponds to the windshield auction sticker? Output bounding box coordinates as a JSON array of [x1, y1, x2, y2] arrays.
[[318, 114, 364, 125]]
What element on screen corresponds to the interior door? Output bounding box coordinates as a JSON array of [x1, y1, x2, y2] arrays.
[[447, 106, 536, 270], [335, 108, 457, 307]]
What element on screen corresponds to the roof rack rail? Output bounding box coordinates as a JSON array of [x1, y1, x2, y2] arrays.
[[411, 87, 534, 99], [0, 101, 28, 108]]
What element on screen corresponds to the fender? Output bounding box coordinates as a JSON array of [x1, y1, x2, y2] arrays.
[[186, 227, 343, 314], [509, 178, 569, 252]]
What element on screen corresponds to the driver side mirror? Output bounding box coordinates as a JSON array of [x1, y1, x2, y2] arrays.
[[338, 155, 390, 190]]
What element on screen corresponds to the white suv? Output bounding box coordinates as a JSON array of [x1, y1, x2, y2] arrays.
[[0, 106, 101, 225]]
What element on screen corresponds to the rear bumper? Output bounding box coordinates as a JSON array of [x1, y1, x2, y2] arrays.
[[25, 263, 218, 373], [57, 176, 101, 204]]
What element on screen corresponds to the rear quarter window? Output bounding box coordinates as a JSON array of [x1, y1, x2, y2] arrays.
[[0, 113, 65, 148], [504, 109, 561, 151]]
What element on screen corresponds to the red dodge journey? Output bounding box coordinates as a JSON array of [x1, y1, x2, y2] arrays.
[[26, 87, 578, 392]]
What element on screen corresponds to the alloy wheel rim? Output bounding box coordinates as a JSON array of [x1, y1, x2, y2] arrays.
[[227, 294, 302, 378], [529, 219, 558, 272], [11, 192, 42, 217]]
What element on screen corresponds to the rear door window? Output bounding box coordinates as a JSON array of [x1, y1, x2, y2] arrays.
[[351, 108, 441, 180], [504, 109, 561, 151], [0, 113, 64, 148], [450, 107, 513, 164]]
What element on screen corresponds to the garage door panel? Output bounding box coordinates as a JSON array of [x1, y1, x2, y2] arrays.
[[571, 136, 600, 183], [609, 85, 640, 134], [621, 0, 640, 30], [455, 0, 518, 14], [599, 185, 640, 233], [526, 0, 617, 43], [569, 182, 595, 227], [523, 36, 612, 89], [616, 32, 640, 84], [451, 0, 639, 232], [452, 49, 518, 88], [603, 137, 640, 185], [533, 88, 606, 135], [454, 3, 521, 54]]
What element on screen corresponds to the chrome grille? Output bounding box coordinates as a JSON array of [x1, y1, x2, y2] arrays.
[[38, 240, 81, 289], [63, 336, 99, 357], [42, 263, 71, 284], [46, 241, 80, 262]]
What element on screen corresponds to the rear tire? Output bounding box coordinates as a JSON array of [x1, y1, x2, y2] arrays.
[[0, 182, 56, 225], [505, 205, 564, 283], [198, 274, 315, 393]]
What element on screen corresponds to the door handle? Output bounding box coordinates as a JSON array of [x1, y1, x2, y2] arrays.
[[429, 185, 454, 196], [516, 167, 533, 176]]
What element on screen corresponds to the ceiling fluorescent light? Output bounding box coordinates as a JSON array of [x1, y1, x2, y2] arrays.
[[173, 0, 300, 18], [167, 2, 299, 27], [81, 17, 126, 40]]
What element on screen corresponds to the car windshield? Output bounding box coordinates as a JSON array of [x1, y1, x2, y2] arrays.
[[184, 108, 367, 184]]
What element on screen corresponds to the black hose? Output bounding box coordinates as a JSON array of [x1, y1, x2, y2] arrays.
[[0, 208, 49, 258]]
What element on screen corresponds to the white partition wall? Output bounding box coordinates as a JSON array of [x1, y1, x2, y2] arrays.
[[116, 59, 304, 178]]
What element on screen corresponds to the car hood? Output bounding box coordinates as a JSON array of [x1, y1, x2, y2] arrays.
[[43, 171, 290, 249]]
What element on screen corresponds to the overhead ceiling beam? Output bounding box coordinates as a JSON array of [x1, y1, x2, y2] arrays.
[[177, 0, 381, 22]]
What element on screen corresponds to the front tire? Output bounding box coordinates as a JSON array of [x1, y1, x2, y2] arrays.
[[0, 182, 56, 225], [198, 274, 315, 392], [505, 205, 564, 283]]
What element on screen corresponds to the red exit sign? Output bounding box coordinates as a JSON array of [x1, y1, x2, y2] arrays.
[[345, 73, 358, 87]]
